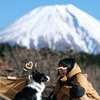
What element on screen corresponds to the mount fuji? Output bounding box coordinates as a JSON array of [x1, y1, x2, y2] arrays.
[[0, 4, 100, 54]]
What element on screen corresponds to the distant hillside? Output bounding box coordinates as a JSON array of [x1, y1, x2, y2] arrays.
[[0, 45, 100, 94]]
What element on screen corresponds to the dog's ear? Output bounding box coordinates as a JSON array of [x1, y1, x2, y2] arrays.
[[32, 70, 36, 76], [33, 70, 38, 74], [34, 70, 38, 73], [32, 70, 39, 76]]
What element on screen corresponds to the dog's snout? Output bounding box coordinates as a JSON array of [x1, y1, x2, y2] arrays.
[[46, 76, 50, 82]]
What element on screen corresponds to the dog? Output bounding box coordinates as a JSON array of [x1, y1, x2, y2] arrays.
[[13, 70, 50, 100]]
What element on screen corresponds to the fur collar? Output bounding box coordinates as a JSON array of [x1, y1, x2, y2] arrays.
[[27, 80, 45, 93]]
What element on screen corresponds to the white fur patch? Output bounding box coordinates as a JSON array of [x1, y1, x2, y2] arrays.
[[27, 80, 45, 100]]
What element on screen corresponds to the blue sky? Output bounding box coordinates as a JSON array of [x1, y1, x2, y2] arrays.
[[0, 0, 100, 29]]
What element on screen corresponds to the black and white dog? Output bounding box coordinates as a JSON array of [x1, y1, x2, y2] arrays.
[[13, 70, 50, 100]]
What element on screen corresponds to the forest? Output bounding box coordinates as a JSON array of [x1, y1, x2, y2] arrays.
[[0, 43, 100, 95]]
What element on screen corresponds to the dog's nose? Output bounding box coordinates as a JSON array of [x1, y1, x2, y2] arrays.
[[46, 76, 50, 82]]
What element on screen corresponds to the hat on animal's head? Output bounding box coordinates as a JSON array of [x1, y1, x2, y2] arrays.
[[56, 57, 76, 75]]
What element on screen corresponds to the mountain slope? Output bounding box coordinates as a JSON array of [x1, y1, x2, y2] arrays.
[[0, 4, 100, 54]]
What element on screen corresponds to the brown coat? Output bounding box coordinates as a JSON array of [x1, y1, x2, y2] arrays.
[[54, 63, 100, 100]]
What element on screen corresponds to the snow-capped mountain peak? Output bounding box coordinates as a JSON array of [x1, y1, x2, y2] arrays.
[[0, 4, 100, 54]]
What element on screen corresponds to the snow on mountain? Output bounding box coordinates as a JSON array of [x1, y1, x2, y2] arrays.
[[0, 4, 100, 54]]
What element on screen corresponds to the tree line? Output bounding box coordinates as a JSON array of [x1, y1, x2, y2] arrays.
[[0, 43, 100, 94]]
